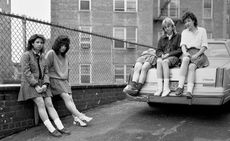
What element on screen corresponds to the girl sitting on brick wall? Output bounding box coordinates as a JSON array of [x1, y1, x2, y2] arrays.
[[18, 34, 70, 137], [45, 35, 93, 127]]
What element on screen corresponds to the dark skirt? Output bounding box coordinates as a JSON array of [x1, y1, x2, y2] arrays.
[[136, 54, 157, 66], [183, 48, 209, 68], [49, 78, 72, 96], [164, 56, 180, 68], [18, 80, 52, 101]]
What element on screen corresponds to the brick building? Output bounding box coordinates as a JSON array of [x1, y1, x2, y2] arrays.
[[51, 0, 230, 85]]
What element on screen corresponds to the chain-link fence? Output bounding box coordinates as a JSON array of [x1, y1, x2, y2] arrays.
[[0, 12, 154, 86]]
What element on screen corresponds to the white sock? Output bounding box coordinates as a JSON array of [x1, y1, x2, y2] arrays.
[[155, 79, 163, 96], [187, 83, 194, 93], [44, 119, 56, 133], [54, 118, 64, 130], [157, 79, 163, 90], [163, 79, 170, 91], [178, 76, 186, 88]]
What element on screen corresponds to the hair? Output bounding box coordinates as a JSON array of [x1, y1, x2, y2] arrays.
[[162, 17, 177, 35], [182, 11, 198, 27], [26, 34, 46, 53], [52, 35, 70, 57]]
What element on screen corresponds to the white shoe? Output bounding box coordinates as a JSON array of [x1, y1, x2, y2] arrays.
[[161, 89, 171, 97], [79, 113, 93, 123], [154, 89, 162, 96], [73, 117, 87, 127]]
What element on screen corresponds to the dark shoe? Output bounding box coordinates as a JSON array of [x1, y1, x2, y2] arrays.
[[58, 128, 71, 135], [175, 87, 184, 96], [185, 92, 193, 99], [136, 83, 143, 91], [123, 85, 139, 96], [50, 130, 62, 137]]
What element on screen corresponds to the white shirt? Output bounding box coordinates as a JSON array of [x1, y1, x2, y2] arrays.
[[180, 27, 208, 49]]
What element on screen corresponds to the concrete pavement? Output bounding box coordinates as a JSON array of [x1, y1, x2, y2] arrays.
[[1, 100, 145, 141]]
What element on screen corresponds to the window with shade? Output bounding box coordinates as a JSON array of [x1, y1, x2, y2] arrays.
[[114, 0, 137, 12], [114, 64, 133, 83], [79, 26, 91, 49], [203, 0, 213, 19], [159, 0, 180, 18], [79, 0, 91, 11], [80, 64, 91, 84], [113, 27, 137, 49]]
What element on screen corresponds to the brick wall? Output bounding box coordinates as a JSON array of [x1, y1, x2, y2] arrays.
[[0, 84, 126, 139]]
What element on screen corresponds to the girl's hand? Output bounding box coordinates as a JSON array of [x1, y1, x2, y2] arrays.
[[191, 54, 199, 62], [183, 52, 191, 57], [162, 53, 169, 59], [35, 85, 43, 93], [41, 85, 47, 92]]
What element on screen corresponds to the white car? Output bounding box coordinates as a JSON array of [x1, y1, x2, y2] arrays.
[[125, 39, 230, 106]]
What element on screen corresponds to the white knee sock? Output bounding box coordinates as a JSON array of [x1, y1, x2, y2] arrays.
[[54, 118, 64, 130], [178, 76, 186, 88], [155, 79, 163, 96], [163, 79, 170, 91], [44, 119, 56, 133], [187, 83, 194, 93]]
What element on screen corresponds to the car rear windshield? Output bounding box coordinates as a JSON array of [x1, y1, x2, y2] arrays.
[[206, 43, 229, 58]]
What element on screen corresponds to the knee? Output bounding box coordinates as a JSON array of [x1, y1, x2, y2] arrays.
[[182, 57, 190, 63], [157, 58, 162, 64], [34, 98, 45, 108], [162, 59, 169, 66], [141, 63, 150, 72], [134, 64, 142, 72], [188, 64, 196, 71], [45, 99, 54, 108], [61, 93, 72, 102]]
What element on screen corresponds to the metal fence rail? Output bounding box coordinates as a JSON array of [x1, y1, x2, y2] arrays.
[[0, 12, 154, 86]]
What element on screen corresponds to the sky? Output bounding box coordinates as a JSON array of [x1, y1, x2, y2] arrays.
[[11, 0, 50, 21], [10, 0, 51, 63]]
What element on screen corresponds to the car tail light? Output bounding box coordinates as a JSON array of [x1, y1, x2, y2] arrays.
[[215, 68, 224, 87]]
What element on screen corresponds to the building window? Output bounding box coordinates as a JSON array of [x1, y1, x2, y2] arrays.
[[203, 0, 213, 19], [114, 0, 137, 12], [79, 0, 91, 11], [79, 26, 91, 49], [80, 64, 91, 84], [113, 27, 137, 49], [158, 0, 180, 18], [114, 64, 132, 83]]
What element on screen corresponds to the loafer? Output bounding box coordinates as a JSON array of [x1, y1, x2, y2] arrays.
[[50, 130, 62, 137], [175, 87, 184, 96], [58, 128, 71, 135], [185, 92, 193, 99], [123, 85, 139, 96]]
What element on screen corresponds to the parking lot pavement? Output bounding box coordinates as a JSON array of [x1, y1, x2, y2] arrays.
[[1, 100, 146, 141]]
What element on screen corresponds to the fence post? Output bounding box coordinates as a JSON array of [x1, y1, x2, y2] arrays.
[[22, 15, 27, 51]]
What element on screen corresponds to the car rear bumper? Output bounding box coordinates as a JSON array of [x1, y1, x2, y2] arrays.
[[126, 94, 225, 105]]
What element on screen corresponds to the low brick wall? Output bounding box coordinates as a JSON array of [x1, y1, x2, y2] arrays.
[[0, 84, 126, 139]]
